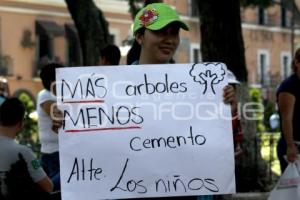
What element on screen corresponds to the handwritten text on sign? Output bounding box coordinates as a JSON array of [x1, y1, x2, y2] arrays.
[[56, 63, 236, 200]]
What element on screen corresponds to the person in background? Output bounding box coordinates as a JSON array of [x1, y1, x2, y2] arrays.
[[99, 44, 121, 66], [0, 77, 9, 105], [227, 70, 243, 158], [276, 48, 300, 173], [37, 63, 64, 192], [0, 98, 53, 199]]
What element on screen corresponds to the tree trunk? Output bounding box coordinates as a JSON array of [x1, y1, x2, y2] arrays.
[[128, 0, 141, 20], [197, 0, 247, 82], [197, 0, 269, 192], [128, 0, 163, 20], [65, 0, 109, 66]]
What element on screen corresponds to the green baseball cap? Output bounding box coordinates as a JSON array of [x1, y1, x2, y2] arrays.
[[133, 3, 189, 35]]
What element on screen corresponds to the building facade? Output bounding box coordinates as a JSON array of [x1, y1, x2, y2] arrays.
[[0, 0, 299, 102]]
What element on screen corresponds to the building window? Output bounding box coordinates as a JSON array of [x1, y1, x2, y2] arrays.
[[35, 20, 64, 76], [280, 0, 292, 27], [38, 34, 53, 60], [258, 7, 267, 25], [280, 52, 291, 79], [257, 50, 270, 86], [0, 55, 12, 76], [190, 43, 201, 63], [189, 0, 199, 17], [281, 5, 287, 27], [65, 24, 82, 66]]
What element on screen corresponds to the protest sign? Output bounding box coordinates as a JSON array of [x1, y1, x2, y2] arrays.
[[56, 63, 235, 200]]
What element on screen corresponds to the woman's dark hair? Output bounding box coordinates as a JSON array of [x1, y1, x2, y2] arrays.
[[100, 44, 121, 65], [128, 27, 146, 65], [127, 40, 141, 65], [134, 27, 146, 36], [0, 98, 25, 126], [40, 63, 64, 91]]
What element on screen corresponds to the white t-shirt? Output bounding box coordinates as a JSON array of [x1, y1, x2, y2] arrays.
[[0, 135, 47, 196], [37, 89, 58, 153]]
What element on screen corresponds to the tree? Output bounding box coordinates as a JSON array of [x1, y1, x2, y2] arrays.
[[197, 0, 247, 81], [17, 92, 39, 155], [65, 0, 110, 66], [190, 63, 226, 94]]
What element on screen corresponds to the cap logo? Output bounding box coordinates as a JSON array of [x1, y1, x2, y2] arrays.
[[139, 7, 159, 27]]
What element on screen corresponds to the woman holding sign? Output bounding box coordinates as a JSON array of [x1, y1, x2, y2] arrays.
[[52, 3, 237, 200]]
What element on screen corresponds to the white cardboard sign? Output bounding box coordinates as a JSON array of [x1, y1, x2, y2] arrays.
[[56, 63, 236, 200]]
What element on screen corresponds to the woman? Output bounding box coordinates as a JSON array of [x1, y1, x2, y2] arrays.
[[132, 3, 235, 200], [37, 63, 63, 191], [52, 3, 237, 200], [277, 48, 300, 173]]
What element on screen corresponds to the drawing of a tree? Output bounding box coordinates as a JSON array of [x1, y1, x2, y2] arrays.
[[189, 63, 226, 94]]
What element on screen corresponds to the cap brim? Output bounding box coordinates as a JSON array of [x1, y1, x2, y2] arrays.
[[228, 79, 241, 85], [147, 19, 189, 31]]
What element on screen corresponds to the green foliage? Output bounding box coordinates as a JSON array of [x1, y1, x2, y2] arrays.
[[249, 87, 265, 133], [249, 87, 279, 132], [240, 0, 274, 8], [17, 92, 40, 155]]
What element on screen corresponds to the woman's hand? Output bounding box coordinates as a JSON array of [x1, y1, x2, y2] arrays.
[[223, 85, 236, 105], [51, 104, 63, 133], [287, 144, 298, 162]]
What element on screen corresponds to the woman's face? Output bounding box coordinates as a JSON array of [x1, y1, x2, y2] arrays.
[[137, 23, 180, 64]]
